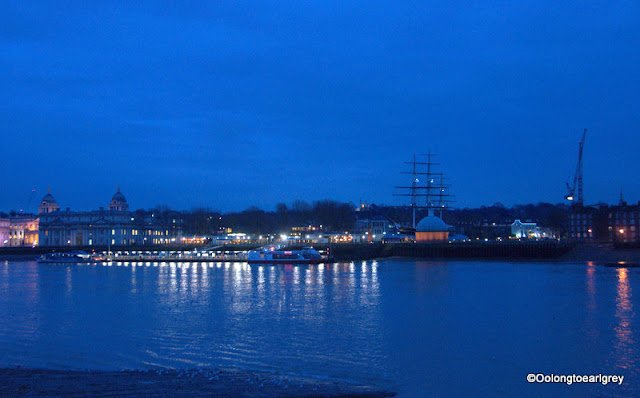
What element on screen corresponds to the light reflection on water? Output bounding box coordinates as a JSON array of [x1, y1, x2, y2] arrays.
[[584, 264, 599, 344], [614, 268, 634, 370], [0, 260, 638, 396]]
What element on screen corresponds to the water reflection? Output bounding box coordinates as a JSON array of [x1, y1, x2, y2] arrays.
[[586, 262, 596, 310], [3, 260, 640, 395], [65, 267, 73, 295], [130, 262, 137, 293], [170, 263, 177, 294], [614, 268, 634, 369], [584, 264, 599, 343]]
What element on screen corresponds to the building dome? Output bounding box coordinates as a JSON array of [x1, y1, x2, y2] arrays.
[[416, 215, 449, 232], [108, 186, 129, 211], [41, 193, 56, 204], [415, 214, 449, 243], [38, 188, 60, 214]]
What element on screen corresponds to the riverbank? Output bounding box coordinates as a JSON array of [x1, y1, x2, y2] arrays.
[[0, 367, 395, 397], [560, 244, 640, 263], [2, 242, 637, 264]]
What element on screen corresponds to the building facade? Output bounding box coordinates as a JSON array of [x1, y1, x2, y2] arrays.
[[38, 188, 182, 247], [354, 216, 397, 237], [9, 216, 39, 246], [607, 203, 640, 244], [0, 216, 39, 247], [568, 206, 598, 241], [511, 220, 554, 239], [568, 201, 640, 244], [0, 218, 10, 246]]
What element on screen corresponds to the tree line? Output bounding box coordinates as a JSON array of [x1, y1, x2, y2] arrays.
[[0, 201, 573, 237]]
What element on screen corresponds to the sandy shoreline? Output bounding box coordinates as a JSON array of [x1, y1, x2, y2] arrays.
[[0, 367, 396, 397]]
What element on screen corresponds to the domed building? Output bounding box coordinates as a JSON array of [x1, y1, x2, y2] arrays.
[[38, 186, 181, 247], [108, 186, 129, 211], [415, 213, 449, 242], [38, 188, 60, 214]]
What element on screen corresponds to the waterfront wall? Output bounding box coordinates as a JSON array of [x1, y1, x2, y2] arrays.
[[0, 245, 203, 257], [388, 241, 574, 259], [289, 241, 574, 261]]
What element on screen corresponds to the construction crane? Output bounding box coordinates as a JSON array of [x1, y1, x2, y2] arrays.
[[565, 129, 587, 205], [20, 189, 37, 213]]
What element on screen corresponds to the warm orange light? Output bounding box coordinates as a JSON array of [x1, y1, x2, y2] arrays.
[[619, 229, 625, 234]]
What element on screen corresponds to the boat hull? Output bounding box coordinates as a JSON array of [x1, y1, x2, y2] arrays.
[[38, 260, 101, 264], [37, 251, 102, 264]]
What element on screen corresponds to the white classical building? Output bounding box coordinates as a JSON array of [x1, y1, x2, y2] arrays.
[[0, 218, 9, 246], [38, 188, 181, 247], [0, 216, 39, 247], [510, 219, 553, 239]]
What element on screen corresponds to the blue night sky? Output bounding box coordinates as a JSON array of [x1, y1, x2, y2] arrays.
[[1, 1, 639, 212]]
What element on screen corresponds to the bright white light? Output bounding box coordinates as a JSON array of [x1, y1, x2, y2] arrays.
[[280, 234, 288, 241]]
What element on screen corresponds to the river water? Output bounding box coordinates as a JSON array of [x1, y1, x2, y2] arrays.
[[0, 259, 638, 397]]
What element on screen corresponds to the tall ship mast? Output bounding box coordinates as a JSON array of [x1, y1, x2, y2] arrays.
[[394, 151, 453, 229], [424, 150, 453, 218], [394, 154, 428, 228]]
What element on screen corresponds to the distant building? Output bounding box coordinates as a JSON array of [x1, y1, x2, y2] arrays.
[[0, 218, 10, 246], [38, 188, 182, 247], [291, 225, 322, 238], [381, 233, 414, 243], [451, 220, 512, 240], [511, 220, 537, 238], [8, 215, 39, 247], [511, 220, 554, 239], [38, 188, 60, 214], [354, 202, 397, 242], [0, 215, 39, 247], [354, 215, 396, 241], [567, 199, 640, 244], [568, 206, 598, 241], [415, 214, 449, 242], [607, 202, 640, 244]]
